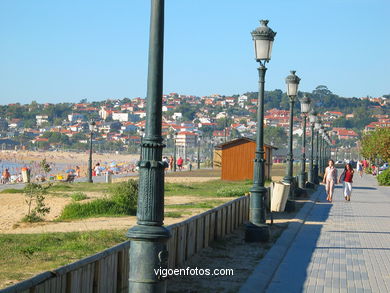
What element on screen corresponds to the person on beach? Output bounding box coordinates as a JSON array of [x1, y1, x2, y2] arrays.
[[177, 156, 183, 171], [162, 157, 169, 174], [1, 168, 10, 184], [323, 159, 338, 202], [75, 166, 81, 177], [94, 163, 101, 176], [357, 160, 363, 178], [339, 163, 354, 201], [169, 156, 174, 171]]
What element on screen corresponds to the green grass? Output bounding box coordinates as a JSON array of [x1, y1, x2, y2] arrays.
[[58, 199, 136, 220], [47, 182, 111, 193], [166, 200, 224, 210], [0, 230, 127, 289], [165, 212, 183, 218], [70, 192, 88, 201], [0, 188, 24, 194], [164, 179, 256, 198]]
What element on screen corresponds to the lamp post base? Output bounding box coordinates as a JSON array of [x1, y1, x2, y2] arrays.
[[298, 173, 306, 189], [285, 199, 296, 213], [245, 222, 270, 242]]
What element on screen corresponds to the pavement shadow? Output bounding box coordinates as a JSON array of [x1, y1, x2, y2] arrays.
[[266, 192, 333, 293], [327, 230, 390, 234], [352, 186, 377, 190]]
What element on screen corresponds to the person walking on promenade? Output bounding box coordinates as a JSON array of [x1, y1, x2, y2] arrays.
[[1, 168, 10, 184], [357, 160, 363, 177], [339, 163, 354, 201], [323, 159, 338, 202]]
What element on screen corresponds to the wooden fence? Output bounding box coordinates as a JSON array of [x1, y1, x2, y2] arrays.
[[1, 194, 255, 293]]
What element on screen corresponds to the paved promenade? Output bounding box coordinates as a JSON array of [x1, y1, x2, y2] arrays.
[[242, 173, 390, 293]]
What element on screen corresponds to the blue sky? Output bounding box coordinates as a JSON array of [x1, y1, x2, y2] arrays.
[[0, 0, 389, 104]]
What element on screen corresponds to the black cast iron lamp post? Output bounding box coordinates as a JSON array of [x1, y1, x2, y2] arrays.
[[88, 120, 96, 183], [173, 131, 177, 172], [314, 119, 321, 183], [126, 1, 170, 292], [308, 110, 317, 185], [298, 95, 311, 189], [197, 134, 202, 169], [245, 19, 276, 243], [283, 70, 301, 212], [319, 126, 324, 175]]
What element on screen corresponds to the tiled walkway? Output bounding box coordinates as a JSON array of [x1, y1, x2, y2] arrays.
[[266, 174, 390, 293]]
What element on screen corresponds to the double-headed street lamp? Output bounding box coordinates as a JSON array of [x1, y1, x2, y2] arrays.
[[127, 1, 170, 291], [88, 119, 96, 183], [308, 110, 318, 185], [245, 20, 276, 243], [283, 70, 301, 212], [298, 95, 311, 189]]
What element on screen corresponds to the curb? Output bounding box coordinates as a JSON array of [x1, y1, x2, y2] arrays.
[[239, 186, 325, 293]]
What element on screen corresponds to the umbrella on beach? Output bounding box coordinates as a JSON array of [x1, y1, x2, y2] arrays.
[[66, 169, 76, 173]]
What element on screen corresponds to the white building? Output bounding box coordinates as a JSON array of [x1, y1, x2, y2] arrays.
[[36, 115, 49, 126], [112, 112, 130, 122]]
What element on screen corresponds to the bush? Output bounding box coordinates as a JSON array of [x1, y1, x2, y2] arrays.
[[215, 186, 249, 197], [22, 183, 51, 223], [59, 180, 138, 220], [59, 199, 124, 220], [108, 179, 138, 213], [70, 192, 88, 201], [377, 168, 390, 186]]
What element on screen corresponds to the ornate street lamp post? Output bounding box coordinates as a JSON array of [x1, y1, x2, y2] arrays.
[[298, 95, 311, 189], [245, 20, 276, 243], [308, 110, 317, 185], [197, 134, 202, 169], [126, 1, 170, 291], [314, 119, 321, 183], [283, 70, 301, 212], [319, 126, 324, 175], [88, 120, 96, 183], [173, 132, 177, 172]]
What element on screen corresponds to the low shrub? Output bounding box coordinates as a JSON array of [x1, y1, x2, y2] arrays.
[[108, 179, 138, 213], [59, 180, 138, 220], [59, 199, 131, 220], [377, 168, 390, 186], [215, 186, 249, 197], [70, 192, 88, 201]]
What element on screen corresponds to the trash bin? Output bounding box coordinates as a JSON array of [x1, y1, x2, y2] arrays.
[[271, 181, 290, 212], [21, 168, 31, 183], [105, 172, 112, 183]]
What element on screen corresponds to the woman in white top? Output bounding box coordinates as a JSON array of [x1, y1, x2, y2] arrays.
[[323, 159, 338, 202]]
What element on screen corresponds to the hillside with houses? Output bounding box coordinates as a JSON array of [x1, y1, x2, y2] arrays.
[[0, 88, 389, 157]]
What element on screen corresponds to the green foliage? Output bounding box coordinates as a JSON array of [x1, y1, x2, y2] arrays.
[[40, 158, 52, 174], [377, 169, 390, 186], [264, 126, 287, 147], [108, 179, 138, 211], [361, 127, 390, 162], [22, 183, 51, 223], [70, 192, 88, 201], [59, 180, 138, 220], [59, 199, 128, 219]]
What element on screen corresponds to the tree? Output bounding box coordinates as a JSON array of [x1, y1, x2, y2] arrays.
[[264, 126, 287, 148], [360, 127, 390, 162]]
